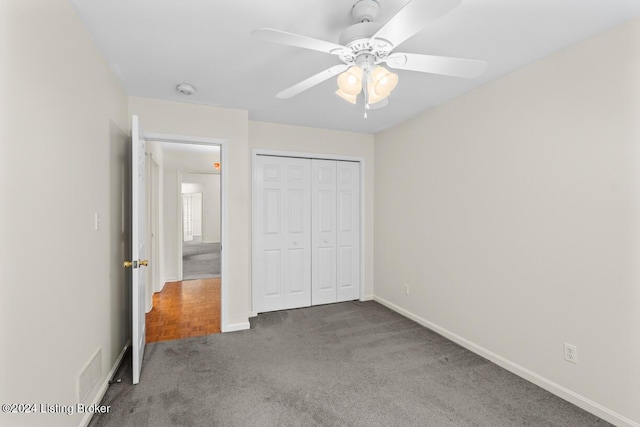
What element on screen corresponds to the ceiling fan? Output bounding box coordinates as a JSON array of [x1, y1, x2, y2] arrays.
[[252, 0, 487, 115]]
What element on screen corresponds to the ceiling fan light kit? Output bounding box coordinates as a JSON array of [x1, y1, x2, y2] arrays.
[[252, 0, 487, 117]]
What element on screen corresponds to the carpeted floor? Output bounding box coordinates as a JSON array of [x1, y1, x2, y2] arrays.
[[183, 240, 220, 280], [89, 301, 609, 427]]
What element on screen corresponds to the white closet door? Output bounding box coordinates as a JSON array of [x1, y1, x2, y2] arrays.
[[336, 161, 360, 302], [311, 159, 337, 305], [254, 156, 312, 312]]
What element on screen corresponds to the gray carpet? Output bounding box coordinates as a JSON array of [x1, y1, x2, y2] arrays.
[[89, 302, 609, 427], [183, 240, 220, 280]]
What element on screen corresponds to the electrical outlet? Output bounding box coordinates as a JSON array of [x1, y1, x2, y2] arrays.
[[403, 284, 409, 296], [564, 343, 577, 364]]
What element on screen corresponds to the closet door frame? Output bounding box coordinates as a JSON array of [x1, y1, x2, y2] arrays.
[[251, 149, 366, 316]]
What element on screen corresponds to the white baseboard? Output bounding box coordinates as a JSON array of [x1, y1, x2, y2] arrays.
[[373, 296, 639, 427], [162, 278, 178, 290], [361, 294, 374, 301], [223, 322, 250, 333], [78, 341, 129, 427]]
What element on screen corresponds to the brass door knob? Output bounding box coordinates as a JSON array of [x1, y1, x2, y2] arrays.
[[139, 260, 149, 267], [124, 261, 133, 268]]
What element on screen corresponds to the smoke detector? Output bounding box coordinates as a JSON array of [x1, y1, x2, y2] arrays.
[[176, 83, 196, 95]]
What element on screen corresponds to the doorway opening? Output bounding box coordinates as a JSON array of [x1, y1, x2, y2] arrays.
[[181, 173, 221, 281], [143, 136, 227, 343]]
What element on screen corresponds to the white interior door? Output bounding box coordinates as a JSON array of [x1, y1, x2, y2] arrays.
[[131, 115, 147, 385], [254, 156, 311, 313], [336, 161, 360, 302], [312, 159, 337, 305]]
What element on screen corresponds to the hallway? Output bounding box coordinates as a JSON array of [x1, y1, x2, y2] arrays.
[[182, 239, 221, 280]]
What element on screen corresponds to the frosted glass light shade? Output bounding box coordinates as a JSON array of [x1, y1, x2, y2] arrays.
[[370, 66, 398, 98], [335, 88, 358, 104], [366, 82, 385, 104], [337, 66, 363, 96]]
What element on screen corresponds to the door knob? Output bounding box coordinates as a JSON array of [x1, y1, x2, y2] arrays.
[[124, 261, 133, 268], [293, 240, 299, 245], [139, 260, 149, 267]]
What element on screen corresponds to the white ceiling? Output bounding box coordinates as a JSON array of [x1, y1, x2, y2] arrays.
[[69, 0, 640, 134]]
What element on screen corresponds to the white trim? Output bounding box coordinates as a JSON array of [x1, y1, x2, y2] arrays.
[[142, 132, 230, 334], [252, 148, 363, 163], [145, 133, 226, 146], [78, 341, 129, 427], [161, 278, 177, 290], [149, 157, 162, 294], [358, 157, 366, 302], [362, 294, 374, 301], [373, 296, 640, 427], [225, 322, 251, 332], [250, 153, 259, 315], [219, 138, 229, 333], [251, 149, 367, 315], [177, 171, 184, 281]]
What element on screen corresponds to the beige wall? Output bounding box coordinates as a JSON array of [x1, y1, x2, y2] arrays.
[[249, 121, 375, 300], [374, 18, 640, 425], [0, 1, 130, 426]]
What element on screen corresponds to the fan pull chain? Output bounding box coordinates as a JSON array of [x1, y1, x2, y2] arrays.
[[363, 71, 370, 119]]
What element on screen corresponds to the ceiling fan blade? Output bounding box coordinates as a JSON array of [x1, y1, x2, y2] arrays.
[[252, 28, 348, 55], [372, 0, 461, 48], [276, 64, 349, 99], [386, 53, 487, 79]]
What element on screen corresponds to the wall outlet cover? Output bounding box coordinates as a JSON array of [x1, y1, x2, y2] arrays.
[[564, 343, 577, 364]]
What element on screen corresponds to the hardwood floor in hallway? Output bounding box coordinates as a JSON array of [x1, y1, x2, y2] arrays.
[[145, 278, 221, 343]]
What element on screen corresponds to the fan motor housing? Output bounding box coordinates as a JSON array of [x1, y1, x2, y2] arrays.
[[351, 0, 380, 23], [339, 21, 383, 46]]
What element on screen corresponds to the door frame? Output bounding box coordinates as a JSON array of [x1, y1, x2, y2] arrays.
[[150, 156, 161, 295], [250, 149, 366, 316], [145, 132, 230, 333], [145, 153, 162, 312]]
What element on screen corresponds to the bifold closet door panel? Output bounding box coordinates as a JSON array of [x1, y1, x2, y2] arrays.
[[254, 156, 312, 313], [311, 159, 337, 305], [336, 161, 360, 302]]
